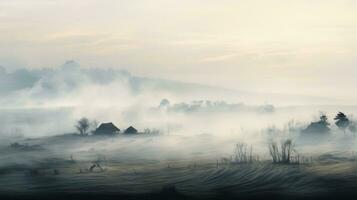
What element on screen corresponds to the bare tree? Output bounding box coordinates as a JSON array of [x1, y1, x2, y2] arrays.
[[75, 117, 90, 136]]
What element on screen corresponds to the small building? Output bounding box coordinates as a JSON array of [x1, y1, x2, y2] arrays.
[[302, 121, 330, 134], [124, 126, 138, 134], [94, 122, 120, 135], [302, 115, 330, 134]]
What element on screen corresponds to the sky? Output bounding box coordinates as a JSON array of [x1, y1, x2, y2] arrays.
[[1, 0, 357, 99]]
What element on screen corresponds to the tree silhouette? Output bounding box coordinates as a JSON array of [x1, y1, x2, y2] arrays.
[[334, 112, 350, 133], [75, 117, 90, 136], [319, 115, 330, 126]]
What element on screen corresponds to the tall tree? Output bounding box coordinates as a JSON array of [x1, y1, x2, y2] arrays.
[[334, 112, 350, 133], [75, 117, 90, 136]]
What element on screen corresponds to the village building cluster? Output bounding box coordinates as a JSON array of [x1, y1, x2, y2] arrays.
[[94, 122, 138, 135]]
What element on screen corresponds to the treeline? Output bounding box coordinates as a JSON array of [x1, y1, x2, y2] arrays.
[[302, 112, 357, 134], [157, 99, 274, 113]]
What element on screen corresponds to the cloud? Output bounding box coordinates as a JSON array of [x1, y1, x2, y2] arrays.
[[1, 0, 357, 100]]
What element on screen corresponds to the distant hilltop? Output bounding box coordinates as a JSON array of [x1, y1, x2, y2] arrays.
[[0, 60, 341, 106]]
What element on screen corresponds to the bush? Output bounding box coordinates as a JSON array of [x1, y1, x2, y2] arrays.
[[232, 142, 258, 164], [268, 139, 297, 164]]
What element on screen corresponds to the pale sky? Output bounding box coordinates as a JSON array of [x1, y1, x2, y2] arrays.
[[1, 0, 357, 98]]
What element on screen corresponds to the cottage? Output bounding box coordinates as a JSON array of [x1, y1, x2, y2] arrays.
[[124, 126, 138, 134], [94, 122, 120, 135], [302, 115, 330, 134]]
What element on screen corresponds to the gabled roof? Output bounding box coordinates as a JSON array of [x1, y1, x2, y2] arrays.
[[302, 121, 330, 134], [124, 126, 138, 134], [95, 122, 120, 134]]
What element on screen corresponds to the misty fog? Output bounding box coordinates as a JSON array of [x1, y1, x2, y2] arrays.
[[1, 61, 357, 166], [1, 61, 357, 200], [2, 1, 357, 198]]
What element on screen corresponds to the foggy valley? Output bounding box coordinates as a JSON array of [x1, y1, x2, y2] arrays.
[[2, 1, 357, 199], [1, 62, 357, 199]]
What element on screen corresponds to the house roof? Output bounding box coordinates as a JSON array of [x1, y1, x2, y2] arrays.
[[96, 122, 120, 133], [124, 126, 138, 134]]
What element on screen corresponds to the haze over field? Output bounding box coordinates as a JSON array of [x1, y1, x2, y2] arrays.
[[0, 0, 356, 144], [0, 60, 355, 138], [2, 1, 357, 199]]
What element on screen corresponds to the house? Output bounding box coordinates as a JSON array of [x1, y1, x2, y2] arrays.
[[302, 121, 330, 134], [94, 122, 120, 135], [302, 115, 330, 134], [124, 126, 138, 134]]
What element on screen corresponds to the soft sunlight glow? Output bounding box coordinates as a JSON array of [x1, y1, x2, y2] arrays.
[[0, 0, 356, 98]]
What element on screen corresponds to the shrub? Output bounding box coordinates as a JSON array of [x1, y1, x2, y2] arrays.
[[232, 142, 258, 164], [268, 139, 297, 164]]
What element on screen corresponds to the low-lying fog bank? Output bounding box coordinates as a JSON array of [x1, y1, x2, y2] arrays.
[[2, 62, 357, 199], [3, 104, 357, 137], [1, 103, 357, 199], [1, 132, 357, 200], [1, 127, 357, 169]]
